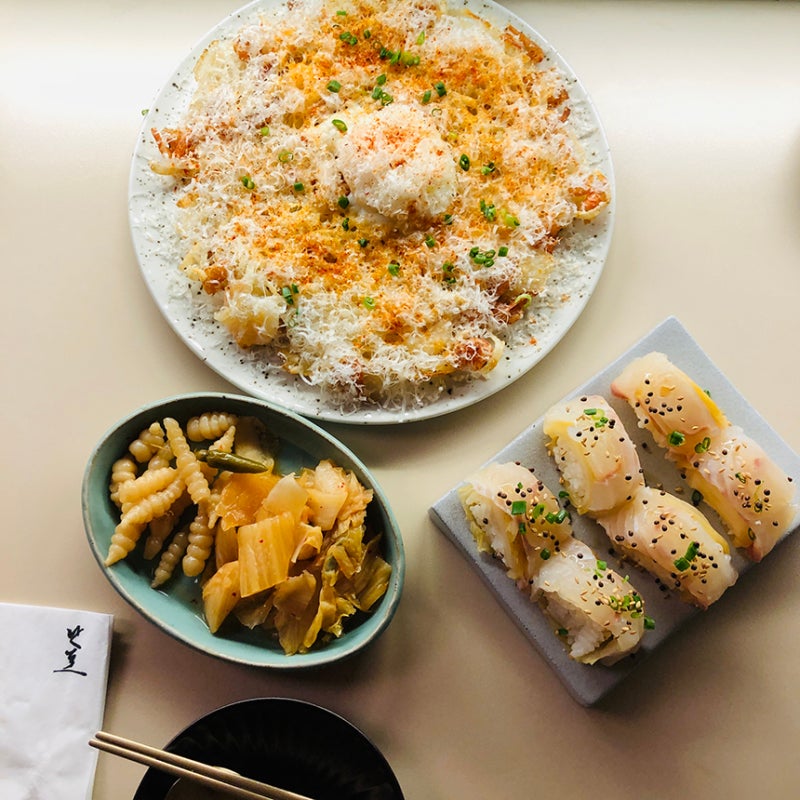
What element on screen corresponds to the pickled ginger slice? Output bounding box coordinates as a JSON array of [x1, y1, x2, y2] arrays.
[[598, 486, 738, 608], [682, 427, 797, 561], [458, 461, 573, 586], [531, 538, 646, 666], [611, 352, 728, 459], [543, 395, 645, 516]]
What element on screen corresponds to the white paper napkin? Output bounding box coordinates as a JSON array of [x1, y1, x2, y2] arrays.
[[0, 602, 113, 800]]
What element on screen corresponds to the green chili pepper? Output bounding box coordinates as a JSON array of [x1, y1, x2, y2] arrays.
[[195, 449, 271, 473]]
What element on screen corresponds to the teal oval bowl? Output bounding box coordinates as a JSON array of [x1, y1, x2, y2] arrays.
[[81, 392, 405, 669]]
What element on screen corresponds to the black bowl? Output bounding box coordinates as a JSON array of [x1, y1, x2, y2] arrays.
[[133, 698, 404, 800]]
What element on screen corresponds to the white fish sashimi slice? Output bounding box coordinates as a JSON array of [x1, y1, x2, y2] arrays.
[[532, 539, 646, 665], [543, 394, 645, 516], [683, 427, 798, 562], [458, 461, 573, 586], [610, 351, 729, 460], [598, 486, 738, 609]]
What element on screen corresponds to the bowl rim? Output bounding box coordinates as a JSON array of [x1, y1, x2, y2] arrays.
[[81, 391, 405, 669]]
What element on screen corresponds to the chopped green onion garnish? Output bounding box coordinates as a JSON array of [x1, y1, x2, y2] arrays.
[[597, 559, 607, 571], [434, 81, 447, 96], [695, 436, 711, 453], [674, 556, 690, 572], [459, 154, 470, 171], [371, 85, 383, 100], [735, 471, 747, 484], [336, 9, 347, 15], [583, 407, 609, 427], [327, 79, 342, 92], [363, 29, 371, 39], [280, 284, 299, 305], [668, 430, 686, 446], [293, 181, 304, 192], [498, 245, 509, 257], [401, 52, 420, 66], [443, 213, 453, 225], [481, 162, 496, 175], [260, 125, 270, 136], [421, 89, 432, 104], [332, 118, 348, 132], [376, 73, 387, 86], [241, 175, 255, 190], [338, 195, 350, 209], [341, 217, 350, 230], [540, 548, 551, 561], [416, 31, 426, 45], [425, 234, 436, 248], [510, 500, 527, 515], [530, 502, 545, 519], [358, 238, 369, 247], [362, 296, 375, 309], [480, 199, 496, 221], [278, 150, 293, 163], [387, 261, 400, 276], [644, 616, 656, 630], [503, 211, 520, 227], [339, 31, 358, 45]]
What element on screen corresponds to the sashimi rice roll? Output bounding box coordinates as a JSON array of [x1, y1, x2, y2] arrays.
[[531, 538, 648, 665], [459, 462, 650, 664], [612, 351, 797, 561], [598, 486, 738, 608], [681, 427, 798, 562], [458, 461, 574, 587], [543, 395, 645, 517], [611, 351, 728, 460]]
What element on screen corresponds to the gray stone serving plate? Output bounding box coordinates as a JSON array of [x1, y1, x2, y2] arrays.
[[429, 316, 800, 705]]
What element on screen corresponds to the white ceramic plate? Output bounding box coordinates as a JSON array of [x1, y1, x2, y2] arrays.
[[429, 317, 800, 705], [129, 0, 614, 424]]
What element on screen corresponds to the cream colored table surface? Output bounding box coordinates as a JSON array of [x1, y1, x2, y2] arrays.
[[3, 1, 800, 798]]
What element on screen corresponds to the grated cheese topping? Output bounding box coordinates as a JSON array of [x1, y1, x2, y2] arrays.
[[150, 0, 610, 408]]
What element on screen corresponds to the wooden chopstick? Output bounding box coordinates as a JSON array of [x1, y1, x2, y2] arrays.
[[89, 730, 315, 800]]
